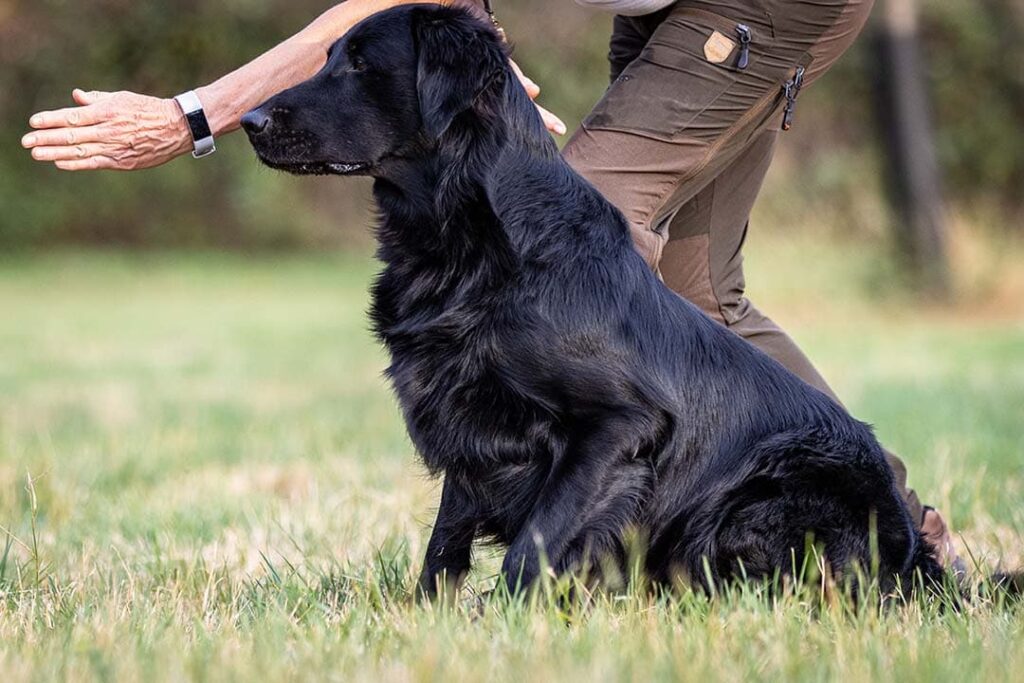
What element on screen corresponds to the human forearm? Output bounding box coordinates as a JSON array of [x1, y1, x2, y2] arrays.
[[195, 28, 334, 139], [198, 0, 473, 137]]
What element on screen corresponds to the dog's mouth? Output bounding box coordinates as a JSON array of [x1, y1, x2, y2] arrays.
[[255, 154, 371, 177], [326, 162, 369, 175], [247, 130, 372, 177]]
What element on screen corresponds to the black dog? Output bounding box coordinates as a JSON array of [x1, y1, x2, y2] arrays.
[[242, 4, 945, 598]]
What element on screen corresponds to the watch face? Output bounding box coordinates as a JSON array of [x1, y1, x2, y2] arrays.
[[185, 109, 213, 142]]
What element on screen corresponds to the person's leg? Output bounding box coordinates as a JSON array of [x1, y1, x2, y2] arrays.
[[566, 0, 880, 240], [564, 0, 826, 270], [564, 0, 871, 386]]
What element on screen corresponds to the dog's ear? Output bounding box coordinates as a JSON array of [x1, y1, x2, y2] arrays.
[[413, 8, 507, 140]]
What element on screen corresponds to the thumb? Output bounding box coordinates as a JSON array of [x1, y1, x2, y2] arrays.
[[73, 89, 113, 106]]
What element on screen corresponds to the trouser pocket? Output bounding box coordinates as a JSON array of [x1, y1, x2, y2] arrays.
[[584, 7, 774, 141]]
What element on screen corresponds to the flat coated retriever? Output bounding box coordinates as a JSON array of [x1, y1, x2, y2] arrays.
[[241, 4, 950, 600]]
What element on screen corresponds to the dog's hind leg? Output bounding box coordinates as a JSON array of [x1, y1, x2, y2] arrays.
[[653, 482, 918, 594], [649, 429, 925, 594]]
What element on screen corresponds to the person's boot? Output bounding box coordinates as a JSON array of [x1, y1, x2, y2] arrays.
[[921, 506, 968, 579]]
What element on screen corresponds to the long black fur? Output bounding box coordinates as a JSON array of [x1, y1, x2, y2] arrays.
[[243, 4, 965, 599]]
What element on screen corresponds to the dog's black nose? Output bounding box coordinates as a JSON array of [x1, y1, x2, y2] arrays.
[[241, 109, 271, 135]]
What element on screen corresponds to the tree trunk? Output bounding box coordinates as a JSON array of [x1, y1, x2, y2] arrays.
[[873, 0, 951, 298]]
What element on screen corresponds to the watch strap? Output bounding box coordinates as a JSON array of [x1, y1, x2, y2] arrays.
[[174, 91, 216, 159]]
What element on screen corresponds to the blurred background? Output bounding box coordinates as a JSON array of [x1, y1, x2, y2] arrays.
[[0, 0, 1021, 273]]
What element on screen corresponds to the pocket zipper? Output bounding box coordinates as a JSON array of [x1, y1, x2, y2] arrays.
[[782, 66, 806, 131], [671, 8, 758, 71], [735, 25, 752, 70]]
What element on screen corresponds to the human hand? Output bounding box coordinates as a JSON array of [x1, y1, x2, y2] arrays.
[[21, 89, 193, 171], [510, 60, 567, 136]]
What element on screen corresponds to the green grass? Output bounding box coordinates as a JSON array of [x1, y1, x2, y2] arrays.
[[0, 237, 1022, 682]]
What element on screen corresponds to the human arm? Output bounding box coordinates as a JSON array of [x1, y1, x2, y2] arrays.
[[21, 0, 565, 172], [574, 0, 677, 16]]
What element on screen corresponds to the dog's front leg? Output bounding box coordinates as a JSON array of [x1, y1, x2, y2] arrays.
[[500, 430, 628, 593], [417, 475, 478, 603]]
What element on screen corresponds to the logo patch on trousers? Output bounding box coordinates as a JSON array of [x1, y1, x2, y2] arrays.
[[704, 31, 737, 64]]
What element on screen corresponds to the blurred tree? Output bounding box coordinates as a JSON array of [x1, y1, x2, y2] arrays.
[[874, 0, 950, 297], [923, 0, 1024, 219], [0, 0, 1020, 249]]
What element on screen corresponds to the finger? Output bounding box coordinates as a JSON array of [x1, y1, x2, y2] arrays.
[[54, 156, 119, 172], [509, 61, 540, 100], [522, 80, 541, 101], [29, 104, 108, 130], [73, 89, 114, 106], [536, 104, 567, 136], [31, 142, 118, 162], [22, 125, 108, 149]]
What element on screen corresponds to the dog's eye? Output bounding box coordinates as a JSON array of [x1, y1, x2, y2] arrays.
[[350, 55, 368, 73]]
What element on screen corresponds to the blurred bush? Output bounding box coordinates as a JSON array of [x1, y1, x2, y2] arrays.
[[0, 0, 1020, 249]]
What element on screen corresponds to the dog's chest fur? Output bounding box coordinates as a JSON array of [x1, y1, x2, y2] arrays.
[[370, 207, 562, 542]]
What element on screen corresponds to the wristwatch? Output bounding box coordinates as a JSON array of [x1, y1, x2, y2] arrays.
[[173, 90, 216, 159]]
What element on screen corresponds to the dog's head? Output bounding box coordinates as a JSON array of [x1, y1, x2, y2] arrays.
[[242, 4, 509, 177]]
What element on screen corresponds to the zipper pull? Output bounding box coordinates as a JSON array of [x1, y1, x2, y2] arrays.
[[735, 24, 752, 70], [782, 66, 806, 131], [792, 65, 806, 96], [782, 93, 796, 131]]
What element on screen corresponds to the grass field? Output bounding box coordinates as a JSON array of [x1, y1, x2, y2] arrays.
[[1, 234, 1022, 682]]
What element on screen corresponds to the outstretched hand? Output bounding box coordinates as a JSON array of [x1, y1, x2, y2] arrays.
[[22, 89, 192, 171], [22, 64, 565, 172]]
